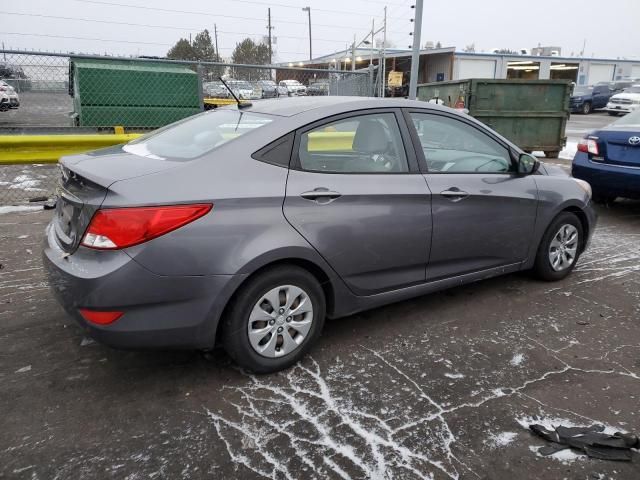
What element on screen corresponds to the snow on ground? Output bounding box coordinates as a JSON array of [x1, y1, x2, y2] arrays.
[[0, 205, 43, 215], [559, 141, 578, 160], [486, 431, 518, 449], [509, 353, 525, 367], [444, 372, 465, 379]]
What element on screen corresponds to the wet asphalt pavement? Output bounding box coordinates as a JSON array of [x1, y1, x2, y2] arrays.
[[1, 195, 639, 479]]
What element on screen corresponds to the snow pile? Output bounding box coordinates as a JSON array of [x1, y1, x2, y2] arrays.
[[510, 353, 525, 367], [486, 431, 518, 449], [559, 141, 578, 160], [0, 205, 43, 215]]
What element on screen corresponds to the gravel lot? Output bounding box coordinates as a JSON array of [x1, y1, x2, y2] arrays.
[[1, 197, 639, 479]]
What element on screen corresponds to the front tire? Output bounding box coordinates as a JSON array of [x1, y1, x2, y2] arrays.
[[533, 212, 583, 281], [221, 266, 326, 373], [582, 102, 592, 114]]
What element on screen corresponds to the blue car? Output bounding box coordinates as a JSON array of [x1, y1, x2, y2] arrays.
[[572, 109, 640, 203], [569, 84, 614, 114]]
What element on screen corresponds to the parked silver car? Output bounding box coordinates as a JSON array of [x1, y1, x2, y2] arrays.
[[43, 97, 596, 373]]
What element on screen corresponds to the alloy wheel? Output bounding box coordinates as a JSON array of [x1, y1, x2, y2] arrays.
[[548, 224, 579, 272], [247, 285, 314, 358]]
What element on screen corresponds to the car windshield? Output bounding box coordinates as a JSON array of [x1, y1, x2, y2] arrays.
[[260, 81, 275, 86], [573, 87, 592, 95], [622, 86, 640, 93], [123, 110, 273, 160], [612, 108, 640, 127]]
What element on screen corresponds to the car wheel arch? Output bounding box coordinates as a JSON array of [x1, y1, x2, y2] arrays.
[[212, 256, 338, 347], [561, 206, 590, 253]]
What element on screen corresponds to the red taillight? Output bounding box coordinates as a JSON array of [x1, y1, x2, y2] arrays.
[[577, 138, 599, 155], [79, 308, 124, 325], [81, 204, 212, 250]]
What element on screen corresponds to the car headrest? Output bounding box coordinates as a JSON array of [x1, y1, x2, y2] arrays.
[[352, 119, 388, 154]]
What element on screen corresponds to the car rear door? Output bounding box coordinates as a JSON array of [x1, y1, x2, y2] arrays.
[[283, 109, 432, 296], [405, 109, 538, 281]]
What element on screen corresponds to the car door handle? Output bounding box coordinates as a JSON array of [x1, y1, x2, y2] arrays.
[[440, 189, 469, 202], [300, 188, 342, 203]]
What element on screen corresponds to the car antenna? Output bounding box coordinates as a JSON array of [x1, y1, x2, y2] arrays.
[[218, 76, 252, 109]]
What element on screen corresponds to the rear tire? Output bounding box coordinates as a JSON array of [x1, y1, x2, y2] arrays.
[[533, 212, 583, 281], [544, 150, 560, 159], [221, 266, 326, 373], [582, 102, 592, 114]]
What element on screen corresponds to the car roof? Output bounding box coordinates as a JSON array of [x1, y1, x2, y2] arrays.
[[245, 96, 446, 117]]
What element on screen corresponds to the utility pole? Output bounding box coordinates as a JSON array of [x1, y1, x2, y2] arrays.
[[352, 34, 356, 71], [267, 8, 273, 65], [382, 7, 387, 97], [370, 19, 374, 67], [302, 7, 312, 61], [408, 0, 424, 100], [214, 24, 219, 59]]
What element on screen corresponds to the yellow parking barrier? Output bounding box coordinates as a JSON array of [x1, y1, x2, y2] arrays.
[[0, 134, 142, 165], [0, 129, 357, 165], [308, 131, 355, 152]]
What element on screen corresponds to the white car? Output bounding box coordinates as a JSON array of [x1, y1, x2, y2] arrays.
[[228, 80, 261, 100], [0, 80, 19, 111], [606, 85, 640, 116], [279, 79, 307, 96]]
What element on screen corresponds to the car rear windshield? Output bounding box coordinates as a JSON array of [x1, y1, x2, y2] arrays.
[[623, 86, 640, 93], [123, 110, 273, 160]]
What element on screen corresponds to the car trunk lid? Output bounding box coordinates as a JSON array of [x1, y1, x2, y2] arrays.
[[54, 146, 181, 253], [597, 128, 640, 168]]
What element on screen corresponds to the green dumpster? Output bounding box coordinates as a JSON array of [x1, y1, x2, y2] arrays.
[[69, 58, 201, 128], [417, 79, 571, 158]]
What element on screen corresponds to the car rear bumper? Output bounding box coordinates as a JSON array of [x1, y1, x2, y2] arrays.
[[572, 152, 640, 199], [42, 223, 244, 350]]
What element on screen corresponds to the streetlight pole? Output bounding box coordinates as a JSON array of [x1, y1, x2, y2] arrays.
[[302, 7, 312, 61], [408, 0, 424, 100]]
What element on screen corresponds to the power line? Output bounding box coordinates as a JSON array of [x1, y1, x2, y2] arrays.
[[0, 11, 351, 43], [68, 0, 407, 29], [0, 31, 307, 54]]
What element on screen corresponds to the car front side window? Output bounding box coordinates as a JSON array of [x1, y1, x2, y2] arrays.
[[409, 112, 513, 173], [297, 112, 409, 173]]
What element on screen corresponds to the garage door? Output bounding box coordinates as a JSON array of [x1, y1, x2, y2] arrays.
[[589, 64, 615, 84], [457, 59, 496, 79], [632, 65, 640, 78]]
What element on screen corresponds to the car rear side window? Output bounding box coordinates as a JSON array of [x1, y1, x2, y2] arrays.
[[123, 110, 273, 160], [297, 112, 409, 173], [409, 113, 513, 173], [252, 133, 294, 167]]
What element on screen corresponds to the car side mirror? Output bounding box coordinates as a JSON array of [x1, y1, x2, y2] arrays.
[[518, 153, 540, 175]]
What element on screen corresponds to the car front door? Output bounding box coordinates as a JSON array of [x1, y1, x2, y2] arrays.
[[406, 110, 538, 281], [283, 109, 432, 295]]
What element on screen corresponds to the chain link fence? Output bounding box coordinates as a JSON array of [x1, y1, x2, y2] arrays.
[[0, 50, 372, 205]]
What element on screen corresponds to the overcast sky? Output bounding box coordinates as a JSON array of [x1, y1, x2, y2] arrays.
[[1, 0, 639, 61]]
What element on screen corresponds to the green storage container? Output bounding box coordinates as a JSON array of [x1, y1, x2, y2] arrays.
[[417, 79, 571, 157], [69, 58, 201, 128]]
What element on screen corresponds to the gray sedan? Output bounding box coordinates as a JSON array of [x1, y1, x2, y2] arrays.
[[43, 97, 596, 373]]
